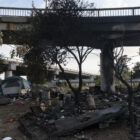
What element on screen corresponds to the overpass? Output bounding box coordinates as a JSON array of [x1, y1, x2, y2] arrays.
[[1, 7, 140, 46], [0, 57, 93, 80], [1, 6, 140, 93]]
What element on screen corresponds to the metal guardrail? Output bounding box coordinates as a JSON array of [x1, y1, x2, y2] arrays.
[[0, 7, 35, 17], [1, 7, 140, 17]]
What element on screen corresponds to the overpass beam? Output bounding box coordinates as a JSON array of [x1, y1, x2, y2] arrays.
[[100, 43, 114, 94]]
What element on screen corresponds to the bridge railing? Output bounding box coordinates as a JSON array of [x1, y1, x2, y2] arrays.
[[77, 7, 140, 17], [1, 7, 140, 17], [0, 7, 44, 17], [93, 7, 140, 17]]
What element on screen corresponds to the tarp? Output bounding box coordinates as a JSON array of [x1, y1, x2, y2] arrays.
[[1, 76, 30, 96]]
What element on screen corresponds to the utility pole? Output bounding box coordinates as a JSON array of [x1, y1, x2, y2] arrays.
[[44, 0, 48, 8]]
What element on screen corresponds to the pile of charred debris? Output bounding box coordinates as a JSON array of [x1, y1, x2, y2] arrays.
[[18, 86, 128, 140]]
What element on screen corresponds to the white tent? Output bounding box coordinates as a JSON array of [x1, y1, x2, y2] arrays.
[[1, 76, 30, 97]]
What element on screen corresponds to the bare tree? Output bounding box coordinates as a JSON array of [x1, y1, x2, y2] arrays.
[[0, 32, 8, 73], [110, 46, 139, 139], [113, 47, 131, 91], [23, 0, 95, 104], [38, 44, 94, 104], [0, 31, 3, 45]]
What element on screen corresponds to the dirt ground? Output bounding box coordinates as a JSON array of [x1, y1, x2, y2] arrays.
[[0, 99, 129, 140]]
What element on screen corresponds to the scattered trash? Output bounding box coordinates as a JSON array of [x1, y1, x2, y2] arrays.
[[15, 100, 24, 105], [19, 104, 126, 137], [12, 97, 16, 102], [16, 85, 128, 139], [7, 119, 14, 123], [0, 97, 11, 105], [2, 137, 12, 140], [99, 121, 110, 129], [60, 109, 64, 113], [74, 134, 91, 140], [86, 93, 96, 109], [60, 115, 65, 119]]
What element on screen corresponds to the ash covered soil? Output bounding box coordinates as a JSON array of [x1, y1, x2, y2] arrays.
[[0, 100, 129, 140]]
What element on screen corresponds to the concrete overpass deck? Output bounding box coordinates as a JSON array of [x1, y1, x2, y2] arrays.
[[1, 7, 140, 47]]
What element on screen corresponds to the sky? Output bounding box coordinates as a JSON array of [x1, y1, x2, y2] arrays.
[[0, 0, 140, 75], [0, 0, 140, 8]]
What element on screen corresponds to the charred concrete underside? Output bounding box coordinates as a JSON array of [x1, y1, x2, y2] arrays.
[[1, 16, 140, 47]]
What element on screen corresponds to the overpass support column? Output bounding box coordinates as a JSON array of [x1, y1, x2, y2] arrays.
[[5, 71, 13, 79], [5, 63, 16, 79], [100, 44, 114, 94]]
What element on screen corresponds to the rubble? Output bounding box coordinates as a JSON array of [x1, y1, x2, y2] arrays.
[[0, 97, 11, 105], [16, 85, 128, 139], [52, 104, 125, 136], [19, 104, 126, 139]]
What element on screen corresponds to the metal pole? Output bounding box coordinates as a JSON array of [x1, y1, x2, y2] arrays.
[[130, 71, 137, 140], [44, 0, 48, 8], [131, 71, 133, 89]]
